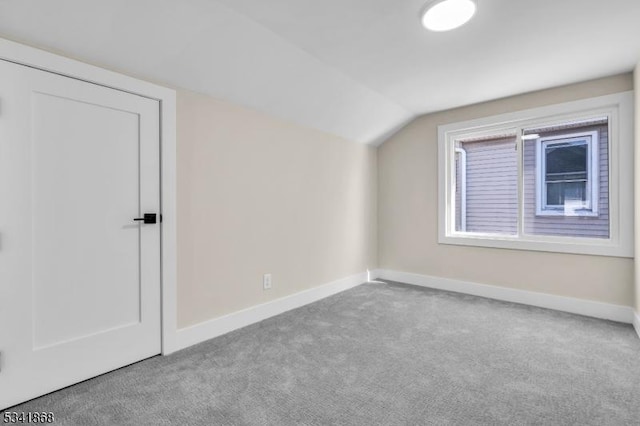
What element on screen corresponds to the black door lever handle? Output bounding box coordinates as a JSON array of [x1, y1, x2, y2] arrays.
[[133, 213, 157, 224]]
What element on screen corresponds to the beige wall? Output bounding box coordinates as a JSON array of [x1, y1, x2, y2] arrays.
[[177, 90, 377, 328], [378, 74, 634, 307], [635, 65, 640, 312]]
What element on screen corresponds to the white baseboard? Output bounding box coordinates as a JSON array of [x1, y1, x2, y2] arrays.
[[174, 272, 367, 351], [373, 269, 635, 324], [633, 312, 640, 339]]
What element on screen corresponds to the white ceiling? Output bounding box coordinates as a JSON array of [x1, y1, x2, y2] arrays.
[[0, 0, 639, 145]]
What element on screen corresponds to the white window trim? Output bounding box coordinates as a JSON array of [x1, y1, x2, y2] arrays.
[[535, 131, 599, 217], [437, 91, 634, 258]]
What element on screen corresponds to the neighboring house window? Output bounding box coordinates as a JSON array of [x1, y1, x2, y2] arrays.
[[439, 92, 633, 257], [536, 131, 599, 217]]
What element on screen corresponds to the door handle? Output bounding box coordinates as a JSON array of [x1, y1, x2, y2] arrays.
[[133, 213, 158, 224]]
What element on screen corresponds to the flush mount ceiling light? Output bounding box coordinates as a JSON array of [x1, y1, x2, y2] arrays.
[[421, 0, 477, 32]]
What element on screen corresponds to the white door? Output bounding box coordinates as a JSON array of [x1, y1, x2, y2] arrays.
[[0, 59, 161, 409]]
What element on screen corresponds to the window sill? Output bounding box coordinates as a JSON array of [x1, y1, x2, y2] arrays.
[[535, 210, 599, 218], [439, 233, 631, 258]]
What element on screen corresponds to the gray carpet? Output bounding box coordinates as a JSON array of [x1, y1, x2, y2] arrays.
[[6, 280, 640, 425]]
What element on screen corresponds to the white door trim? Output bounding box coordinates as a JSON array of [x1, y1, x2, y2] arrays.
[[0, 37, 179, 355]]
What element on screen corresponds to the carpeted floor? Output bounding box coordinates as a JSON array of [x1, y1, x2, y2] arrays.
[[6, 280, 640, 425]]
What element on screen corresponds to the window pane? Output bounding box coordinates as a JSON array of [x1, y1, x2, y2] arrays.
[[523, 119, 609, 239], [455, 136, 517, 235], [545, 142, 587, 180], [546, 181, 587, 206]]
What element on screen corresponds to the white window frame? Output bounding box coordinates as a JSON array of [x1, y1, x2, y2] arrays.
[[535, 131, 599, 217], [437, 92, 634, 258]]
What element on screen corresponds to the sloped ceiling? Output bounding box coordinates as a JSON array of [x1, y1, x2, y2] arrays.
[[0, 0, 639, 145]]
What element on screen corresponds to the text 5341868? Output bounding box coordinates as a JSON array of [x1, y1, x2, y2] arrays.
[[2, 412, 55, 424]]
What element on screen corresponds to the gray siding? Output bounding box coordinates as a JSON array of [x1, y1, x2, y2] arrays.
[[459, 137, 518, 234], [523, 124, 609, 238]]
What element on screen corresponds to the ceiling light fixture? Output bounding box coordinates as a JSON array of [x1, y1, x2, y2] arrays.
[[421, 0, 477, 32]]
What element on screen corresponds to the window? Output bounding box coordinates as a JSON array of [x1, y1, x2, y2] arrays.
[[439, 92, 633, 257], [536, 131, 598, 216]]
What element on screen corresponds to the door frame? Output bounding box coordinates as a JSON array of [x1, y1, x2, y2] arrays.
[[0, 37, 179, 355]]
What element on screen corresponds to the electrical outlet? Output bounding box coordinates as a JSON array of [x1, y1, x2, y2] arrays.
[[263, 273, 272, 290]]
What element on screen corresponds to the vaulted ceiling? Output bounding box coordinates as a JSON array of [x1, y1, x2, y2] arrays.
[[0, 0, 639, 144]]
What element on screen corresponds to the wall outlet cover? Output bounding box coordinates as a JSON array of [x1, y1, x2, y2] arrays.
[[263, 274, 272, 290]]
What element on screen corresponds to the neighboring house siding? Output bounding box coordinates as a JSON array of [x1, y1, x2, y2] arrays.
[[523, 124, 609, 238], [460, 137, 518, 234]]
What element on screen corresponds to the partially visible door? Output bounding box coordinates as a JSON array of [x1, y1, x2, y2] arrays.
[[0, 59, 161, 409]]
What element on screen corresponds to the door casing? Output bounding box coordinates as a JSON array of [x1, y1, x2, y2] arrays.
[[0, 37, 179, 356]]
